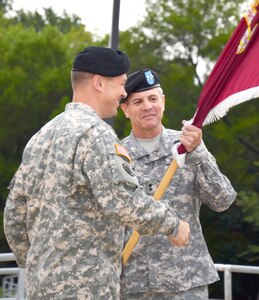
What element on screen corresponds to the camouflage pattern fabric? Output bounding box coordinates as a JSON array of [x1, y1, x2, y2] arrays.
[[121, 284, 208, 299], [4, 103, 181, 300], [120, 127, 236, 296]]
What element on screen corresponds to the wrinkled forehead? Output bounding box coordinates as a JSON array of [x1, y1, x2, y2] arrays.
[[127, 87, 162, 102]]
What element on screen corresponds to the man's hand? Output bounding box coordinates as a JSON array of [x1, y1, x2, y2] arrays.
[[168, 220, 190, 247], [180, 121, 202, 153]]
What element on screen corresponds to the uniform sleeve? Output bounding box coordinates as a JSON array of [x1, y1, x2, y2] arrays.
[[186, 141, 237, 211], [4, 166, 30, 268], [80, 128, 180, 237]]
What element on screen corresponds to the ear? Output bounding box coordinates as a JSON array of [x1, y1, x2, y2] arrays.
[[162, 94, 166, 112], [92, 74, 104, 92], [120, 103, 129, 118]]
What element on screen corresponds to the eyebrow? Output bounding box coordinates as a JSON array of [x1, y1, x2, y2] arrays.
[[131, 97, 143, 101], [132, 93, 159, 100]]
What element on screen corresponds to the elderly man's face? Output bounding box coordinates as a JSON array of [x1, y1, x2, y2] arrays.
[[121, 88, 165, 137]]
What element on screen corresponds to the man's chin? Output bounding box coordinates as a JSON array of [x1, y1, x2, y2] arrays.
[[142, 120, 158, 128], [103, 110, 118, 120]]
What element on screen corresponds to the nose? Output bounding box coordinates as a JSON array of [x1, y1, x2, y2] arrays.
[[142, 99, 152, 110], [121, 88, 127, 99]]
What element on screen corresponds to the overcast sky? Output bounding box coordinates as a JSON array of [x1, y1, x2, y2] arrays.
[[11, 0, 147, 36]]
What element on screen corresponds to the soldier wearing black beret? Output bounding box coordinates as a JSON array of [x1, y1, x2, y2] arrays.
[[120, 68, 236, 299], [4, 49, 191, 300]]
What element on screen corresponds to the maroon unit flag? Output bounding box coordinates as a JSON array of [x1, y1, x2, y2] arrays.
[[178, 0, 259, 154]]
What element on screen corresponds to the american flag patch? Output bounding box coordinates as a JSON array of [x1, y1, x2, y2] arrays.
[[114, 144, 131, 163]]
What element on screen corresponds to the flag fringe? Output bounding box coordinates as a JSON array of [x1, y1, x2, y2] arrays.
[[202, 86, 259, 126]]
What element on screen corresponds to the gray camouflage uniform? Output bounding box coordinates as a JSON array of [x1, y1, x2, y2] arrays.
[[4, 103, 181, 300], [121, 127, 237, 298]]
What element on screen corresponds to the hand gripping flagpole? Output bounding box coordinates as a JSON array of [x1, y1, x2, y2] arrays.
[[122, 0, 259, 266]]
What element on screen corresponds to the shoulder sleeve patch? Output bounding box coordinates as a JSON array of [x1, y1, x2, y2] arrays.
[[114, 144, 131, 163]]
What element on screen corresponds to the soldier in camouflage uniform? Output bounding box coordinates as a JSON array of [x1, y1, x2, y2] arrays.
[[120, 69, 237, 299], [4, 48, 191, 300]]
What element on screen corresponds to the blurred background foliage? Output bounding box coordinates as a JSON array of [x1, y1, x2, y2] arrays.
[[0, 0, 258, 298]]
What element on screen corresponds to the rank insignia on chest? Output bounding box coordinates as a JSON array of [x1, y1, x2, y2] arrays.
[[114, 144, 131, 163]]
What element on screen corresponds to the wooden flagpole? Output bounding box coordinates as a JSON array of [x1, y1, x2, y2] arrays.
[[122, 159, 179, 265]]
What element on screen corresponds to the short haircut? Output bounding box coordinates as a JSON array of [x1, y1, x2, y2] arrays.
[[71, 71, 94, 90]]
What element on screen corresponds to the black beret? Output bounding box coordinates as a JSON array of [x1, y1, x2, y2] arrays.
[[72, 46, 130, 77], [120, 69, 160, 103]]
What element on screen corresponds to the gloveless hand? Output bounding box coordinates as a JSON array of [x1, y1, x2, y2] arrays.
[[179, 121, 202, 153], [168, 220, 190, 247]]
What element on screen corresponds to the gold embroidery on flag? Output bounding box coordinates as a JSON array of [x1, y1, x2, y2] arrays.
[[236, 0, 259, 54], [237, 24, 258, 54]]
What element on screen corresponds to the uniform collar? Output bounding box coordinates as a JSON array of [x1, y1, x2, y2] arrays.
[[129, 126, 173, 161], [65, 102, 99, 118]]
